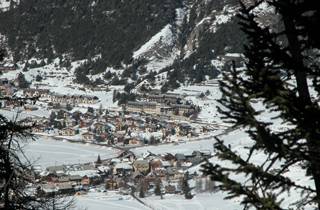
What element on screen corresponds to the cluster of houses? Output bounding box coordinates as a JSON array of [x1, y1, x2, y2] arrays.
[[0, 77, 208, 146], [50, 94, 99, 106], [37, 150, 214, 197], [126, 92, 200, 118], [23, 88, 99, 106], [0, 64, 16, 73], [0, 78, 26, 108], [0, 65, 218, 200], [0, 79, 100, 109], [0, 78, 16, 97], [1, 76, 199, 122], [24, 106, 212, 146]]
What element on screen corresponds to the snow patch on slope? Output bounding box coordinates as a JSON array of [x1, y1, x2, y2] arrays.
[[0, 0, 10, 10], [132, 24, 179, 73], [0, 0, 19, 11], [133, 24, 174, 59], [210, 5, 237, 33]]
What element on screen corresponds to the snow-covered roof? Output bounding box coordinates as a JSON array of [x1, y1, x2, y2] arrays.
[[98, 166, 110, 172], [68, 170, 99, 178], [114, 162, 132, 170]]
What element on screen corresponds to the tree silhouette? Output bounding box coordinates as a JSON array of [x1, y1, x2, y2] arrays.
[[96, 154, 102, 165], [0, 49, 74, 209], [202, 1, 320, 209], [181, 172, 193, 200], [154, 179, 162, 196]]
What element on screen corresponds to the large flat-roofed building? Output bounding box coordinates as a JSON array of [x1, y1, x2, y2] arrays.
[[126, 101, 196, 117], [50, 94, 99, 105], [0, 64, 16, 73], [171, 104, 195, 115], [126, 101, 161, 114], [24, 88, 50, 98], [138, 93, 183, 104]]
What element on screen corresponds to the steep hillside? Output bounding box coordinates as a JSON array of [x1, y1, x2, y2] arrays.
[[158, 0, 246, 90], [0, 0, 180, 64]]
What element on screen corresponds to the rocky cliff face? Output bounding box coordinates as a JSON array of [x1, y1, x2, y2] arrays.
[[0, 0, 249, 89], [181, 0, 239, 56], [130, 0, 248, 89]]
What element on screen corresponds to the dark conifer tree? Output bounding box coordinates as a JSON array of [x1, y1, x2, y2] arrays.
[[139, 184, 145, 198], [202, 0, 320, 209], [181, 172, 193, 199], [96, 154, 102, 165], [154, 179, 162, 196], [16, 73, 30, 89]]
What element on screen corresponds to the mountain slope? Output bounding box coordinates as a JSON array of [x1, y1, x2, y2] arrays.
[[0, 0, 248, 90]]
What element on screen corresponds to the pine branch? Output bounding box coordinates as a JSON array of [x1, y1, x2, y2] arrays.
[[202, 160, 284, 210]]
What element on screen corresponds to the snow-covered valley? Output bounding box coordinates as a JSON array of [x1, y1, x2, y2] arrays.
[[0, 65, 315, 209], [0, 0, 317, 208]]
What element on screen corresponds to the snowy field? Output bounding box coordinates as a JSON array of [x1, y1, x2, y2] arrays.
[[0, 108, 51, 120], [74, 192, 241, 210], [131, 129, 226, 157], [22, 137, 120, 168], [75, 192, 149, 210], [143, 193, 240, 210], [132, 138, 215, 156]]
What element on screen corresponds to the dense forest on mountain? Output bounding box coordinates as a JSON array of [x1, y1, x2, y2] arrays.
[[0, 0, 181, 66], [0, 0, 247, 88]]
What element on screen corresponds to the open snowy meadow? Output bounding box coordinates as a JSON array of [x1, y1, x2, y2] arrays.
[[22, 137, 120, 168]]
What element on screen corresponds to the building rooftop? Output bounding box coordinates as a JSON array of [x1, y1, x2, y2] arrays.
[[127, 101, 157, 106]]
